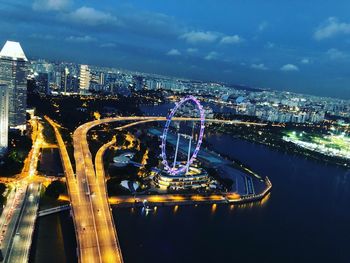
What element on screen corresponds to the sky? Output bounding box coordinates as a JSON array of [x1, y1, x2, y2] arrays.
[[0, 0, 350, 99]]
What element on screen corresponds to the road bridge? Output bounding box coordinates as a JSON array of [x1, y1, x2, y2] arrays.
[[37, 205, 71, 217]]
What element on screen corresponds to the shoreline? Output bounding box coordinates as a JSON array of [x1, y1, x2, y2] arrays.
[[207, 127, 349, 169], [109, 177, 272, 208]]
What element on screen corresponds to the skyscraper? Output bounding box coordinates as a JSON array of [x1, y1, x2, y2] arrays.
[[36, 72, 49, 94], [0, 41, 28, 129], [132, 75, 144, 91], [61, 66, 69, 93], [99, 72, 104, 85], [0, 84, 9, 155], [79, 64, 90, 94]]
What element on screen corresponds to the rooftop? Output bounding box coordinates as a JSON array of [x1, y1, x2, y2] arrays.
[[0, 40, 28, 61]]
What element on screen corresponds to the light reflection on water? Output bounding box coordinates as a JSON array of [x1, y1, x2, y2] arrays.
[[136, 196, 272, 218], [211, 203, 217, 214]]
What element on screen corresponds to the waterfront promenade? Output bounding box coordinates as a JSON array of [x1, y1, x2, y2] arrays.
[[108, 177, 271, 208]]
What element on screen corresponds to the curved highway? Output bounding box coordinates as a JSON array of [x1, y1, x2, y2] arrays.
[[50, 115, 267, 263]]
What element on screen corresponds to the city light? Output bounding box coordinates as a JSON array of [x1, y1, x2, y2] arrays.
[[284, 131, 350, 160]]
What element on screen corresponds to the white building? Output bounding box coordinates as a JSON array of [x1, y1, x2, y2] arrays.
[[79, 64, 90, 94], [0, 84, 9, 155], [0, 41, 28, 129]]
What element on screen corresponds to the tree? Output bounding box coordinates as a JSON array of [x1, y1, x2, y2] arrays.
[[115, 133, 126, 147], [0, 183, 6, 194], [45, 180, 66, 199], [0, 183, 7, 207], [144, 150, 159, 171], [107, 178, 130, 196]]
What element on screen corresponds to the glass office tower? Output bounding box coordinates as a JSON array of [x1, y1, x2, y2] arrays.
[[0, 41, 28, 129]]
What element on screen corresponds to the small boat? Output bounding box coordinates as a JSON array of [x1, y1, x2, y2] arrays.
[[142, 200, 154, 212]]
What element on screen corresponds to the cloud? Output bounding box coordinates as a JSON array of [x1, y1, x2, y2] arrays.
[[258, 21, 269, 32], [121, 11, 181, 39], [65, 35, 96, 42], [220, 35, 243, 44], [32, 0, 70, 11], [300, 58, 310, 64], [280, 64, 299, 72], [314, 17, 350, 40], [100, 43, 116, 48], [65, 6, 119, 26], [251, 63, 268, 70], [180, 31, 218, 44], [30, 33, 55, 40], [167, 48, 181, 56], [326, 48, 348, 60], [265, 42, 275, 49], [187, 48, 198, 53], [204, 51, 219, 61]]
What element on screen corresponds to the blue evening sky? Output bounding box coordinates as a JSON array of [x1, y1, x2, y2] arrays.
[[1, 0, 350, 99]]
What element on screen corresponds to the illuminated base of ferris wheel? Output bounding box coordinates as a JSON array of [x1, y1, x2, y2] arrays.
[[154, 162, 212, 191]]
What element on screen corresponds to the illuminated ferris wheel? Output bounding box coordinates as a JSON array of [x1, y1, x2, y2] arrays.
[[160, 96, 205, 175]]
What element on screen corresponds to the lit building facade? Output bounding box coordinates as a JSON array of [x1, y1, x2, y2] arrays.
[[0, 84, 9, 155], [154, 166, 210, 190], [79, 64, 90, 93], [0, 41, 28, 129], [60, 67, 69, 93], [132, 75, 144, 91]]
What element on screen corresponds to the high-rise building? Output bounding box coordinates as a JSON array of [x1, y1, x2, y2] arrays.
[[99, 72, 105, 85], [36, 72, 49, 94], [132, 75, 144, 91], [79, 64, 90, 94], [0, 84, 9, 155], [0, 41, 28, 129], [61, 67, 69, 93]]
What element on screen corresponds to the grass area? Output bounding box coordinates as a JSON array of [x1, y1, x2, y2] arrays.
[[39, 180, 69, 210], [285, 131, 350, 151], [283, 131, 350, 162], [0, 130, 32, 177]]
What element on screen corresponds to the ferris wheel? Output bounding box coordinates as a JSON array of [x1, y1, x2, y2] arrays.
[[160, 96, 205, 175]]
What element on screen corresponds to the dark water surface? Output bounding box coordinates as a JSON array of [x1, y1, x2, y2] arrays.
[[39, 148, 63, 176], [114, 134, 350, 263], [30, 211, 77, 263]]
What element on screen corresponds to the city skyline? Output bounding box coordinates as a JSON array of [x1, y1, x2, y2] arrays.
[[0, 2, 349, 263], [1, 0, 350, 99], [30, 56, 350, 103]]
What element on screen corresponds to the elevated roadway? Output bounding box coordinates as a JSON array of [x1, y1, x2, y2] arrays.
[[49, 115, 268, 263], [37, 204, 71, 217], [4, 183, 41, 263], [46, 116, 102, 263], [0, 117, 48, 262]]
